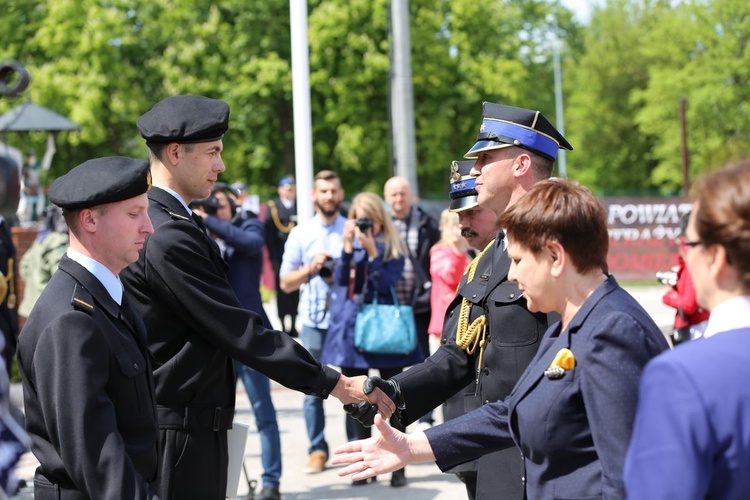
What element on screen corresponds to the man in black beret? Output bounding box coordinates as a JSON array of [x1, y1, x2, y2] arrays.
[[120, 95, 382, 500], [353, 102, 572, 500], [18, 156, 159, 499]]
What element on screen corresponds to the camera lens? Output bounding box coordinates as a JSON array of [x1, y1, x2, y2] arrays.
[[319, 258, 336, 278], [355, 217, 373, 233]]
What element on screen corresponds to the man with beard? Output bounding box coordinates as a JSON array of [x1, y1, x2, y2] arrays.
[[279, 170, 346, 474]]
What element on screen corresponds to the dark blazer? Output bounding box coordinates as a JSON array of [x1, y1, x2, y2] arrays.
[[407, 206, 440, 313], [394, 238, 548, 499], [203, 214, 271, 328], [18, 256, 158, 499], [426, 276, 670, 500], [120, 187, 340, 406], [263, 198, 296, 274], [625, 327, 750, 500], [0, 219, 18, 377], [120, 188, 341, 498]]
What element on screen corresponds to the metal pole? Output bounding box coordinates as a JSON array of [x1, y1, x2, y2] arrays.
[[390, 0, 419, 196], [290, 0, 314, 222], [552, 20, 567, 178], [680, 97, 690, 195]]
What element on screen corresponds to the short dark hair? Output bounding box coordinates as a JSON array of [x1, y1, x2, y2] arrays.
[[314, 170, 339, 183], [527, 150, 554, 180], [499, 178, 608, 275], [147, 142, 194, 163], [693, 160, 750, 288], [61, 208, 82, 235]]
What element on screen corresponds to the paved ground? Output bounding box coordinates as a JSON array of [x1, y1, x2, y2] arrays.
[[9, 284, 674, 499]]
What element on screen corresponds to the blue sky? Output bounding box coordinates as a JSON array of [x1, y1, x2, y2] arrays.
[[561, 0, 601, 23]]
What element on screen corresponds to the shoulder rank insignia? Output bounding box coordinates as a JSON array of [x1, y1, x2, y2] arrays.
[[162, 207, 190, 222], [71, 284, 95, 314]]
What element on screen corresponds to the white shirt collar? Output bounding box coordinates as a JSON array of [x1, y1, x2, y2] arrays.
[[280, 198, 294, 209], [703, 295, 750, 338], [67, 247, 123, 305], [153, 184, 191, 215]]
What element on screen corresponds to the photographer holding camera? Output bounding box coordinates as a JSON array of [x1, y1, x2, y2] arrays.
[[279, 170, 346, 474], [321, 192, 423, 488]]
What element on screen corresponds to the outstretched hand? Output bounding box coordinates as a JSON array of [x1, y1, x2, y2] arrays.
[[331, 414, 419, 480]]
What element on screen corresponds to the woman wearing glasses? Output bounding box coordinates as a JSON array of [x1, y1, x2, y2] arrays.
[[661, 211, 710, 345], [625, 160, 750, 499]]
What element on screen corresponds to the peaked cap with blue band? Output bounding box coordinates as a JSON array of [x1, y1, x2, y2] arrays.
[[464, 102, 573, 160], [49, 157, 151, 209], [449, 160, 479, 212]]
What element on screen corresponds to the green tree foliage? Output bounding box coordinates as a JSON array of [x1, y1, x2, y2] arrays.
[[564, 0, 664, 194], [634, 0, 750, 190], [566, 0, 750, 195], [1, 0, 578, 199]]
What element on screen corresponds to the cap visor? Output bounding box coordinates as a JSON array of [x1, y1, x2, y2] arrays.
[[450, 195, 479, 212], [463, 140, 513, 159]]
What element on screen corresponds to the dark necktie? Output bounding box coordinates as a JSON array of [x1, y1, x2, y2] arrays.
[[493, 231, 506, 266], [120, 296, 148, 349], [191, 212, 208, 234]]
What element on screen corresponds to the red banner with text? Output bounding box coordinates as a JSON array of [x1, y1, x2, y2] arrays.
[[604, 197, 692, 282]]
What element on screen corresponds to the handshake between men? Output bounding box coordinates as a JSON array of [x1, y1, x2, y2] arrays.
[[344, 376, 403, 426]]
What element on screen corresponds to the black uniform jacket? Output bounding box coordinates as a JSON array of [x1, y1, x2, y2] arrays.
[[120, 188, 340, 419], [264, 197, 296, 274], [394, 238, 548, 499], [18, 256, 158, 499]]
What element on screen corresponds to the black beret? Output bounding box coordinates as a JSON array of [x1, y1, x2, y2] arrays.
[[49, 156, 151, 209], [137, 95, 230, 144], [449, 160, 479, 212], [465, 102, 573, 160]]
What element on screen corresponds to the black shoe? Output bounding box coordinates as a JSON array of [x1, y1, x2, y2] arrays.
[[390, 468, 406, 487], [352, 476, 377, 486], [256, 486, 281, 500]]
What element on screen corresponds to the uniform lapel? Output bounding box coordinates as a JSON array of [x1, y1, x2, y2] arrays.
[[59, 257, 146, 345], [59, 256, 120, 319], [149, 187, 226, 267], [508, 276, 617, 406], [509, 326, 571, 405]]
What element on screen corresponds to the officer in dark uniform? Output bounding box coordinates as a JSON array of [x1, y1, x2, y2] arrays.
[[352, 102, 573, 499], [0, 154, 19, 380], [0, 215, 18, 380], [263, 176, 299, 336], [120, 95, 379, 500], [18, 157, 159, 499]]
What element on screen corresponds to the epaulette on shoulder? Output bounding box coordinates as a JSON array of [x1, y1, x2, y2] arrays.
[[71, 284, 95, 314], [161, 206, 191, 222]]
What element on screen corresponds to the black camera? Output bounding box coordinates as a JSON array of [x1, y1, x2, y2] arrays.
[[319, 256, 337, 279], [355, 217, 373, 233], [189, 195, 221, 216]]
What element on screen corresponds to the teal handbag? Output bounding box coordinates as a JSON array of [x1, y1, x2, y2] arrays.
[[354, 287, 417, 355]]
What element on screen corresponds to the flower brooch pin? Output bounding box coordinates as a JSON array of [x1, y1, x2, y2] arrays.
[[544, 348, 576, 380]]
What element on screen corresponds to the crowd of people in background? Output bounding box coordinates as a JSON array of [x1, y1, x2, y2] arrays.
[[0, 95, 748, 500]]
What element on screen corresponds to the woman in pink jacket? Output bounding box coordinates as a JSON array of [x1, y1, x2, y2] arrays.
[[427, 210, 472, 353]]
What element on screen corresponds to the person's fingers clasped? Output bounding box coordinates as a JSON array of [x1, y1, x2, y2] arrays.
[[343, 401, 379, 427], [363, 376, 399, 416]]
